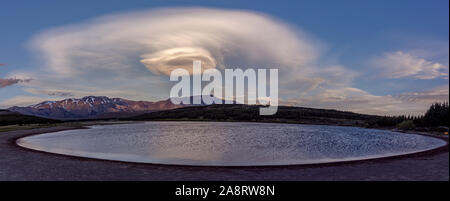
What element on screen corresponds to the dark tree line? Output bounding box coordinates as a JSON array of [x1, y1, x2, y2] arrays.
[[415, 102, 449, 127], [370, 102, 449, 128], [0, 110, 60, 126], [131, 104, 375, 120], [130, 102, 449, 129]]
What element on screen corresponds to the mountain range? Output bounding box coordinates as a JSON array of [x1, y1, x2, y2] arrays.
[[8, 96, 184, 120]]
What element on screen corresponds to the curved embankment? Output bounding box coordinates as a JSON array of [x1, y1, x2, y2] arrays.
[[1, 126, 448, 181], [15, 122, 448, 167]]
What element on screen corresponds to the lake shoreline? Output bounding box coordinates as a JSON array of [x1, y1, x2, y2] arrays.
[[1, 122, 448, 180], [13, 121, 449, 167]]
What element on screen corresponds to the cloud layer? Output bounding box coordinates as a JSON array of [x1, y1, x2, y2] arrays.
[[31, 8, 318, 78], [392, 85, 449, 104], [0, 77, 31, 88], [1, 7, 447, 115], [23, 8, 348, 102], [372, 51, 448, 79]]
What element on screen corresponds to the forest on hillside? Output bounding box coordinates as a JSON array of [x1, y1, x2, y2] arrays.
[[128, 102, 449, 131], [373, 102, 449, 130], [0, 110, 60, 126], [2, 102, 448, 132]]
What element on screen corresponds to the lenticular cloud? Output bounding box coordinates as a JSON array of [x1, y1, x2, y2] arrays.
[[31, 7, 318, 77]]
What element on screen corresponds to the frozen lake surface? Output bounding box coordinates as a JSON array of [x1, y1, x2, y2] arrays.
[[17, 121, 446, 166]]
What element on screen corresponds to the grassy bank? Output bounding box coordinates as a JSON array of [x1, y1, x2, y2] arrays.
[[0, 122, 85, 132]]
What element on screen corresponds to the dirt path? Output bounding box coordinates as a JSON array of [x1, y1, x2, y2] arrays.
[[0, 127, 448, 181]]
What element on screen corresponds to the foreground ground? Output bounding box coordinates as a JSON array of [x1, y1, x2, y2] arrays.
[[0, 126, 448, 181]]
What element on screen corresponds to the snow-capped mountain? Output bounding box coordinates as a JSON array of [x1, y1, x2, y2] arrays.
[[8, 96, 183, 120]]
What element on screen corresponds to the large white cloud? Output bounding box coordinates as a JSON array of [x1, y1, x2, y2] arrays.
[[31, 7, 319, 77], [3, 7, 447, 115], [23, 7, 352, 102]]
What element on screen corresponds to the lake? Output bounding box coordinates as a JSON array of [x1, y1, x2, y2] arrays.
[[17, 121, 446, 166]]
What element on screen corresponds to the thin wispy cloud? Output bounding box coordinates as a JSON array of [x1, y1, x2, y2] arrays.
[[0, 77, 31, 88], [0, 96, 59, 108], [24, 88, 75, 97], [372, 51, 449, 79], [284, 87, 448, 116], [392, 85, 449, 104]]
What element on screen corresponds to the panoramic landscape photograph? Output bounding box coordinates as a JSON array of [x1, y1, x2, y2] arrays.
[[0, 0, 449, 192]]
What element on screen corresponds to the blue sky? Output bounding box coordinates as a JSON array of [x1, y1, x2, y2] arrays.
[[0, 0, 448, 115]]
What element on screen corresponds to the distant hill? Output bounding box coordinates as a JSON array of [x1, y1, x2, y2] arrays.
[[0, 109, 60, 126], [8, 96, 183, 120], [7, 95, 232, 120], [127, 104, 381, 127], [5, 95, 447, 130]]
